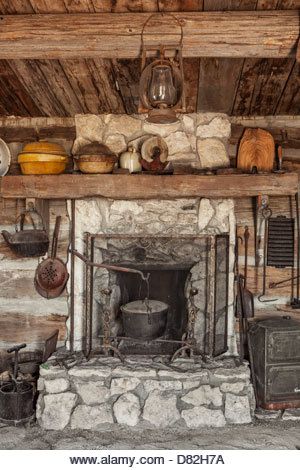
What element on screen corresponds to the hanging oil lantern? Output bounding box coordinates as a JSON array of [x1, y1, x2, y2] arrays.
[[138, 14, 186, 124]]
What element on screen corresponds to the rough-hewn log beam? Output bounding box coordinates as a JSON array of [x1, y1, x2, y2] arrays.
[[0, 173, 298, 199], [0, 11, 298, 59]]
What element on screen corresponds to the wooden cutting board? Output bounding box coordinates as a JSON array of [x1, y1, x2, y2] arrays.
[[237, 128, 275, 173]]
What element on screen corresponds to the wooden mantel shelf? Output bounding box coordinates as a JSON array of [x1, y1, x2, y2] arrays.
[[0, 173, 298, 200]]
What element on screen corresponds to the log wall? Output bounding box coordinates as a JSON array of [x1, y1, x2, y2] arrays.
[[0, 116, 299, 360]]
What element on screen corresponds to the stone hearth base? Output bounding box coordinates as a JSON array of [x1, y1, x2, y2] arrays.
[[37, 355, 255, 430]]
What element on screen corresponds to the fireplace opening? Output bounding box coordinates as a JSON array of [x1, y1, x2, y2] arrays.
[[84, 234, 229, 359], [116, 268, 190, 355]]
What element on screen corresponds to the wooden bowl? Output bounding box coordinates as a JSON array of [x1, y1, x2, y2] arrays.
[[76, 154, 117, 174]]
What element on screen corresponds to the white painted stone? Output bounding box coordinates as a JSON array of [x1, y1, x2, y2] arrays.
[[182, 380, 201, 390], [197, 138, 229, 169], [182, 385, 223, 407], [113, 393, 141, 426], [255, 408, 282, 421], [196, 116, 231, 139], [143, 380, 182, 394], [198, 198, 214, 231], [182, 115, 196, 134], [39, 366, 68, 379], [105, 134, 127, 154], [75, 382, 110, 405], [282, 409, 300, 421], [105, 114, 142, 138], [113, 367, 157, 378], [225, 393, 252, 424], [39, 393, 77, 430], [143, 120, 181, 137], [165, 131, 191, 155], [182, 406, 226, 428], [110, 200, 143, 216], [71, 404, 113, 429], [111, 377, 140, 395], [75, 114, 104, 142], [143, 390, 180, 427], [69, 367, 111, 380], [220, 382, 245, 394], [44, 378, 69, 394], [213, 366, 250, 383], [157, 369, 209, 383], [167, 152, 197, 162], [37, 378, 45, 391]]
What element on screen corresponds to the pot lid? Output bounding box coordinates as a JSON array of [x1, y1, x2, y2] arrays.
[[0, 138, 11, 176], [76, 142, 116, 157], [121, 299, 169, 315], [21, 141, 67, 156], [251, 317, 300, 330]]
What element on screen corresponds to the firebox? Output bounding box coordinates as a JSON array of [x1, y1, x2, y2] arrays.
[[82, 233, 229, 360]]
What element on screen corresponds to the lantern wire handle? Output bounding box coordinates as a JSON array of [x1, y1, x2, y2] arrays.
[[141, 12, 184, 51]]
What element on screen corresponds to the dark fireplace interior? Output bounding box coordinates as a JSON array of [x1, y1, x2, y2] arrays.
[[91, 234, 229, 358], [116, 268, 190, 354]]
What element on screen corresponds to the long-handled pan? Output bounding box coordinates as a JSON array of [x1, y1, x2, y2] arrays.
[[34, 216, 69, 299]]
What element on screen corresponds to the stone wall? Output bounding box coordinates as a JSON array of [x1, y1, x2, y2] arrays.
[[73, 112, 231, 169], [68, 197, 236, 353], [37, 355, 254, 430]]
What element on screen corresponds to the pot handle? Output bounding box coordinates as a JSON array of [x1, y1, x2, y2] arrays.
[[15, 209, 46, 232]]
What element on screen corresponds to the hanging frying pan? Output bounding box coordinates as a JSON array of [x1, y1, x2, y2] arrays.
[[34, 216, 69, 299], [0, 138, 11, 176]]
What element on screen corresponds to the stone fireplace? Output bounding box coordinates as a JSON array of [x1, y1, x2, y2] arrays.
[[36, 113, 255, 430]]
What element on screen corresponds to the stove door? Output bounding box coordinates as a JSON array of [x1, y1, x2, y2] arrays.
[[267, 330, 300, 363], [266, 364, 300, 402]]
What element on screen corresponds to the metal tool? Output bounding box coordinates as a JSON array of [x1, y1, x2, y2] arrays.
[[243, 226, 250, 288], [258, 206, 278, 303], [291, 193, 300, 309]]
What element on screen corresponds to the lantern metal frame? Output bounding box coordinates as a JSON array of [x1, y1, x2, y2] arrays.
[[138, 13, 186, 123]]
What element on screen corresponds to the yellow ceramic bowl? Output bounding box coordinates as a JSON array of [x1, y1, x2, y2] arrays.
[[18, 153, 68, 175]]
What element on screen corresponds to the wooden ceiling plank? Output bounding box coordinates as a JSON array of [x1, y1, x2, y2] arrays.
[[28, 0, 67, 13], [59, 59, 114, 114], [276, 0, 300, 8], [111, 59, 140, 114], [0, 60, 42, 116], [184, 58, 200, 113], [276, 61, 300, 114], [0, 11, 297, 59], [204, 1, 258, 10], [63, 0, 95, 12], [249, 58, 295, 115], [0, 0, 34, 14], [256, 0, 279, 8], [198, 0, 256, 115], [232, 59, 266, 116], [86, 59, 125, 113], [158, 0, 203, 11], [9, 60, 69, 116], [197, 58, 244, 114], [35, 60, 84, 115]]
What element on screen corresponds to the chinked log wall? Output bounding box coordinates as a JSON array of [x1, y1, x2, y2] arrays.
[[0, 116, 299, 357]]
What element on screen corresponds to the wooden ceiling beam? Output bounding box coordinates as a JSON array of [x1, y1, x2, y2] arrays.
[[0, 11, 298, 59]]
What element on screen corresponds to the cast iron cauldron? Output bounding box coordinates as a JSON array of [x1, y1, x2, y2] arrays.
[[121, 299, 169, 340]]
